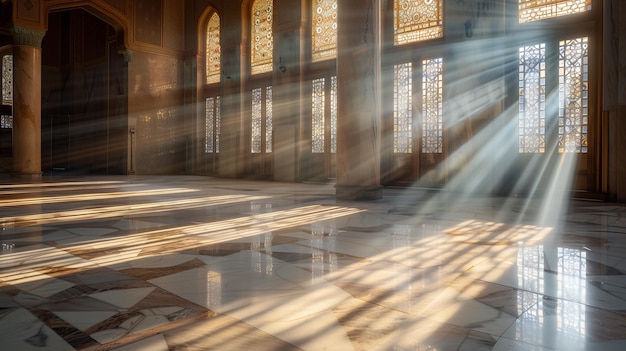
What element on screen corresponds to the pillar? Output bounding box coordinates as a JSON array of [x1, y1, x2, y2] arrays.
[[218, 2, 244, 179], [335, 0, 382, 200], [272, 0, 303, 182], [10, 26, 46, 180]]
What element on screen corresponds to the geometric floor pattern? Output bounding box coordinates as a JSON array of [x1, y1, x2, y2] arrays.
[[1, 175, 626, 350]]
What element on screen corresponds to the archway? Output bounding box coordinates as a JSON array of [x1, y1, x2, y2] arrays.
[[41, 7, 128, 175]]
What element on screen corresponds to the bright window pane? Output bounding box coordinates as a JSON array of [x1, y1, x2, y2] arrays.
[[421, 58, 443, 154], [330, 76, 337, 154], [265, 86, 273, 153], [205, 97, 215, 153], [559, 37, 588, 154], [519, 0, 592, 23], [312, 0, 337, 62], [394, 62, 412, 153], [394, 0, 443, 45], [251, 0, 273, 75], [312, 78, 325, 153], [206, 13, 221, 84], [519, 43, 546, 153], [2, 55, 12, 105], [252, 88, 262, 153], [205, 97, 221, 153], [1, 54, 12, 129]]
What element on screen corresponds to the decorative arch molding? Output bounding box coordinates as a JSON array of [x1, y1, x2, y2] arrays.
[[197, 6, 220, 57], [43, 0, 130, 49]]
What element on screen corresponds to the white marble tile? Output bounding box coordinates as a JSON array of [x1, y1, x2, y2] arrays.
[[89, 287, 155, 309], [142, 307, 182, 316], [15, 275, 75, 298], [52, 311, 118, 332], [0, 308, 75, 351], [119, 315, 143, 330], [0, 293, 19, 308], [90, 328, 127, 344], [44, 230, 81, 242], [418, 286, 517, 336], [0, 244, 91, 274], [90, 248, 144, 268], [129, 315, 170, 335], [110, 334, 169, 351]]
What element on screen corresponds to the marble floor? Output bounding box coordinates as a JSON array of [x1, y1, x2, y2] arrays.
[[1, 175, 626, 350]]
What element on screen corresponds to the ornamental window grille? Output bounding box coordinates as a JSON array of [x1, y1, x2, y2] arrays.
[[558, 37, 588, 154], [206, 13, 221, 84], [205, 96, 221, 153], [251, 0, 274, 75], [519, 43, 546, 153], [311, 76, 337, 153], [394, 0, 443, 45], [519, 0, 591, 23], [251, 86, 273, 153], [312, 0, 337, 62], [421, 57, 443, 154]]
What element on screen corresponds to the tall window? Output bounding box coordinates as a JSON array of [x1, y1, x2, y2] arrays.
[[312, 0, 337, 62], [205, 97, 220, 153], [559, 37, 588, 154], [311, 76, 337, 154], [393, 58, 443, 154], [393, 62, 412, 153], [312, 78, 325, 153], [206, 13, 221, 84], [517, 37, 588, 154], [519, 43, 546, 153], [519, 0, 592, 23], [251, 0, 273, 75], [421, 58, 443, 154], [251, 86, 273, 153], [394, 0, 443, 45], [250, 0, 273, 155], [330, 76, 337, 154], [1, 54, 12, 129], [204, 11, 221, 155]]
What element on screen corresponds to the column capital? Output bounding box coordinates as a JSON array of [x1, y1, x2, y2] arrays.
[[10, 26, 46, 48]]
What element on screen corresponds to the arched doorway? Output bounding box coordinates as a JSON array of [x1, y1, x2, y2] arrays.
[[41, 8, 128, 175]]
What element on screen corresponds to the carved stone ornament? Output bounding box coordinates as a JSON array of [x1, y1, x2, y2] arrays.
[[10, 26, 46, 48]]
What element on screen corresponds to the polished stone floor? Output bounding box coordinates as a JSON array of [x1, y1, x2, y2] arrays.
[[1, 175, 626, 350]]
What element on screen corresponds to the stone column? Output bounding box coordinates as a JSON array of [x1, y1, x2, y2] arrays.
[[335, 0, 382, 200], [272, 0, 303, 182], [10, 26, 46, 180]]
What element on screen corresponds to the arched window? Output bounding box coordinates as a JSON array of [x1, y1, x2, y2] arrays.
[[204, 11, 221, 156], [200, 8, 221, 174], [307, 0, 338, 180], [247, 0, 274, 179], [394, 0, 443, 45], [312, 0, 337, 62], [519, 0, 592, 23], [251, 0, 273, 75], [206, 12, 221, 84]]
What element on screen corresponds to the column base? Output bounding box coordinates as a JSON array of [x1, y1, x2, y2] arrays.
[[335, 185, 383, 201], [11, 172, 43, 181]]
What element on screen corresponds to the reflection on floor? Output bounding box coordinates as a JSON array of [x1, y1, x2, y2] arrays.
[[1, 175, 626, 350]]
